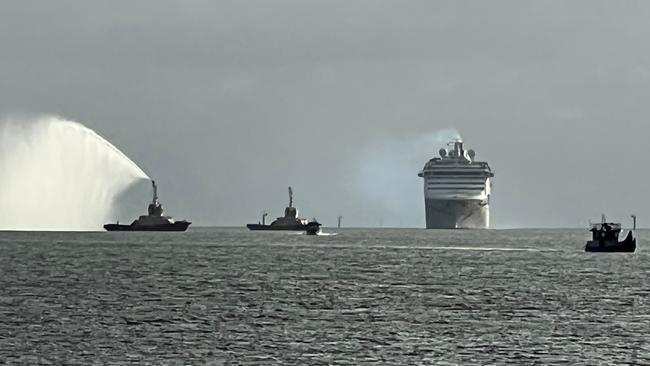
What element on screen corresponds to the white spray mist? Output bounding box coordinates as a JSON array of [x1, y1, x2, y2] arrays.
[[353, 128, 461, 227], [0, 116, 149, 230]]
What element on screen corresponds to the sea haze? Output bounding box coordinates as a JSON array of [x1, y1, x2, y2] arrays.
[[1, 228, 648, 364]]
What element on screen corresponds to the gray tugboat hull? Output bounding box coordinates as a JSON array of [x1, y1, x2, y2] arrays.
[[424, 199, 489, 229], [104, 221, 191, 232]]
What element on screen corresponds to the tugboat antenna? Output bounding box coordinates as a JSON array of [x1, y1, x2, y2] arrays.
[[288, 186, 293, 208]]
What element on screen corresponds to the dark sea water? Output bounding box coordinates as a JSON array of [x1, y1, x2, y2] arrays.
[[1, 228, 649, 365]]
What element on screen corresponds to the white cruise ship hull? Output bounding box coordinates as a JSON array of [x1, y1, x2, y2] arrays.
[[419, 139, 493, 230], [424, 198, 489, 229]]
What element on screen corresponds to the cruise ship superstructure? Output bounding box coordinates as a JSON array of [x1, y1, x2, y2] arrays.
[[418, 139, 494, 229]]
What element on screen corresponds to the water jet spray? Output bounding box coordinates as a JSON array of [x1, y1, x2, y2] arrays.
[[0, 116, 149, 230]]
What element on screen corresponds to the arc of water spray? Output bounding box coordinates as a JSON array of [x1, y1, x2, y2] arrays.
[[0, 115, 150, 231]]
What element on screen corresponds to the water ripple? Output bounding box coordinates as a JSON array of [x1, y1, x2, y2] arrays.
[[0, 228, 649, 364]]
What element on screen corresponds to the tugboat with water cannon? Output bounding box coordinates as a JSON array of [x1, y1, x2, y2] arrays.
[[585, 214, 636, 253], [104, 180, 191, 231], [247, 186, 321, 233]]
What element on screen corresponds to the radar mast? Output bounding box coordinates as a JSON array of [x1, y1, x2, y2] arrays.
[[288, 186, 293, 208], [148, 180, 164, 217], [152, 180, 159, 204]]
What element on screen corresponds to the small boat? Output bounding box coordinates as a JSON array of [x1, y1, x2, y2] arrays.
[[585, 214, 636, 253], [305, 220, 322, 235], [104, 180, 191, 232], [247, 186, 320, 232]]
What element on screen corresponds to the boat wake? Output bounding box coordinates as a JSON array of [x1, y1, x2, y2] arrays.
[[257, 241, 557, 251], [292, 231, 338, 236], [429, 246, 558, 252], [342, 245, 558, 252]]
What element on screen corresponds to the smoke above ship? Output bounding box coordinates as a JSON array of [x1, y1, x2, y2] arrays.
[[353, 129, 463, 227]]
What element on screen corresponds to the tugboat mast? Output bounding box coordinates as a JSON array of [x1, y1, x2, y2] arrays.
[[288, 186, 293, 208], [152, 180, 159, 204], [148, 180, 164, 217]]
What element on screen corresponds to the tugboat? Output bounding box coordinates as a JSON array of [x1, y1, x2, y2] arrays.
[[585, 214, 636, 253], [247, 187, 321, 232], [104, 180, 191, 231]]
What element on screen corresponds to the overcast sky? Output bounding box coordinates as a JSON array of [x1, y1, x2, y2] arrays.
[[1, 1, 650, 228]]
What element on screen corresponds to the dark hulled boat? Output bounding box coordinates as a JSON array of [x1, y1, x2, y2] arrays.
[[247, 187, 321, 232], [103, 222, 190, 231], [104, 180, 191, 232], [585, 215, 636, 253]]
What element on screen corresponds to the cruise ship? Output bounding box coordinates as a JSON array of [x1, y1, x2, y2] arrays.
[[418, 139, 494, 229]]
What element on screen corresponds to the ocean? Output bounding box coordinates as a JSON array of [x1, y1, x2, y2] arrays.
[[1, 228, 648, 365]]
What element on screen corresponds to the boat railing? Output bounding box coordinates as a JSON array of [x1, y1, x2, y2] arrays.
[[590, 223, 621, 231]]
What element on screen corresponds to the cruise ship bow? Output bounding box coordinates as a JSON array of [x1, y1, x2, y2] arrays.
[[418, 139, 494, 229]]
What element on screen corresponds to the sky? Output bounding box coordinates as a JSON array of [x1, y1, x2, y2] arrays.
[[1, 1, 650, 228]]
